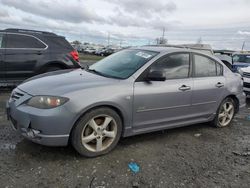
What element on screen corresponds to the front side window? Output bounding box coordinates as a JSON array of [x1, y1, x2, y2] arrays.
[[194, 55, 218, 77], [6, 34, 46, 49], [88, 49, 158, 79], [150, 53, 190, 79]]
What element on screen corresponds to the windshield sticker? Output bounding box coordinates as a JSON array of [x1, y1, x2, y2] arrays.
[[135, 52, 152, 59]]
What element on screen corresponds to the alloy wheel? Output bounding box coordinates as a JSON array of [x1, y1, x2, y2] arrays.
[[218, 101, 234, 127], [81, 115, 117, 152]]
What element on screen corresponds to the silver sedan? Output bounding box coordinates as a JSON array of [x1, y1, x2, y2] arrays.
[[6, 46, 246, 157]]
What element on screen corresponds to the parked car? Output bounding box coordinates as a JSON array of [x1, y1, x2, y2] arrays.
[[7, 46, 246, 157], [214, 50, 235, 70], [0, 28, 81, 86], [239, 67, 250, 96], [95, 48, 106, 56], [100, 48, 115, 56], [231, 52, 250, 72], [84, 47, 96, 54]]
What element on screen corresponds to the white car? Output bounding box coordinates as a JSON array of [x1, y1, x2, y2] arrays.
[[239, 67, 250, 96]]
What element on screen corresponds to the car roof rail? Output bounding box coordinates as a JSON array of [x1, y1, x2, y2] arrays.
[[144, 44, 214, 54], [4, 28, 57, 36]]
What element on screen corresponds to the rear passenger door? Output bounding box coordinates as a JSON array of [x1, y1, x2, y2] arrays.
[[4, 33, 47, 81], [0, 33, 5, 81], [191, 53, 225, 118]]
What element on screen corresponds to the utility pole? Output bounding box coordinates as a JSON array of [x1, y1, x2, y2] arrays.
[[107, 32, 110, 47], [162, 27, 165, 40], [242, 41, 246, 51]]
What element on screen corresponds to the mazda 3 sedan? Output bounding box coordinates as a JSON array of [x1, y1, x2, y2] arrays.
[[6, 46, 246, 157]]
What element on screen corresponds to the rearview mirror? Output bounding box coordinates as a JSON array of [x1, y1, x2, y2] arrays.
[[147, 70, 166, 81]]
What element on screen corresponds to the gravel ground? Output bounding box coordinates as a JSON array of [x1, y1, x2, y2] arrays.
[[0, 89, 250, 188]]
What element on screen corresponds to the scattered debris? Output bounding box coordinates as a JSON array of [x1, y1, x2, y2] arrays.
[[89, 177, 95, 188], [232, 151, 250, 157], [128, 162, 140, 173], [132, 181, 140, 188], [194, 133, 202, 137]]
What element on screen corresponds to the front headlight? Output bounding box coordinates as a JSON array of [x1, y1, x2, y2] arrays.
[[27, 96, 69, 109]]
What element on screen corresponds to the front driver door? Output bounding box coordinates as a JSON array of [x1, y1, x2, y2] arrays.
[[133, 52, 193, 131]]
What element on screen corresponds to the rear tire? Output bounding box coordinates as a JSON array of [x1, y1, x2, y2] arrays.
[[71, 107, 122, 157], [211, 98, 236, 128]]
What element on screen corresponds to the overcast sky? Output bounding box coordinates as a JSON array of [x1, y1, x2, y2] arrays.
[[0, 0, 250, 49]]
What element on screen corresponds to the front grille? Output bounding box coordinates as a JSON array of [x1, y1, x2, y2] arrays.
[[243, 82, 250, 88], [243, 72, 250, 78], [11, 91, 24, 102]]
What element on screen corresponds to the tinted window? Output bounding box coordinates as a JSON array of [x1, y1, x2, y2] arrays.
[[194, 55, 217, 77], [6, 34, 46, 49], [151, 53, 190, 79], [0, 34, 3, 48], [46, 36, 73, 50]]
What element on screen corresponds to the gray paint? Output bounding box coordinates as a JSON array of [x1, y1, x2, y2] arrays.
[[7, 47, 246, 146]]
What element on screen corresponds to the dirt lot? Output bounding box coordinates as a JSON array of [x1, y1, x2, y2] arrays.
[[0, 89, 250, 188]]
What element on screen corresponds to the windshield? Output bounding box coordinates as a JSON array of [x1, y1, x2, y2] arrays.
[[233, 54, 250, 64], [88, 49, 158, 79]]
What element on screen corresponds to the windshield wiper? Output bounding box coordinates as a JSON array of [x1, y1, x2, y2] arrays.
[[85, 66, 122, 79]]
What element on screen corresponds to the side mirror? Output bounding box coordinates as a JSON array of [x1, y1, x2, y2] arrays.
[[147, 70, 166, 81]]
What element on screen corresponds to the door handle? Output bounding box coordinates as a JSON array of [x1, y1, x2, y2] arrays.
[[37, 51, 42, 55], [179, 85, 191, 91], [215, 82, 224, 88]]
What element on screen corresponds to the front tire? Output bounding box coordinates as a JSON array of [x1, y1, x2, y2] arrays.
[[211, 98, 235, 128], [71, 107, 122, 157]]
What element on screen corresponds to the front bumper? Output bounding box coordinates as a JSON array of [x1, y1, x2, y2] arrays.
[[6, 88, 75, 146]]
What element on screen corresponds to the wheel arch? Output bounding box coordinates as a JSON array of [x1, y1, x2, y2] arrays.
[[70, 104, 126, 138], [224, 94, 239, 113]]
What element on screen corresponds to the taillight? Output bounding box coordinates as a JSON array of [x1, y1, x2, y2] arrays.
[[70, 50, 79, 62]]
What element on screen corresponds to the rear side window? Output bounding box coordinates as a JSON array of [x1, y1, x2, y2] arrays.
[[194, 55, 222, 77], [46, 36, 73, 50], [151, 53, 190, 79], [6, 34, 46, 49]]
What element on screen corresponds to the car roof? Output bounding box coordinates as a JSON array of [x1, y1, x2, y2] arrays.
[[131, 45, 213, 55], [0, 28, 59, 37]]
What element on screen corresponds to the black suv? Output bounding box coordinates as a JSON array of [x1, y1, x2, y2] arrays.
[[0, 28, 81, 86]]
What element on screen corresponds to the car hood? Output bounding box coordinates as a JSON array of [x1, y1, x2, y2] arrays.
[[240, 66, 250, 73], [18, 69, 120, 96]]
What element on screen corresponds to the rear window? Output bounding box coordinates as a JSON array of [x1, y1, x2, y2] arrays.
[[46, 36, 73, 50], [6, 34, 47, 49]]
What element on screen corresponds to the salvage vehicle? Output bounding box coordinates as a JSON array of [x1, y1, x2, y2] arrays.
[[6, 46, 246, 157], [231, 52, 250, 72], [239, 67, 250, 96], [0, 28, 81, 87]]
